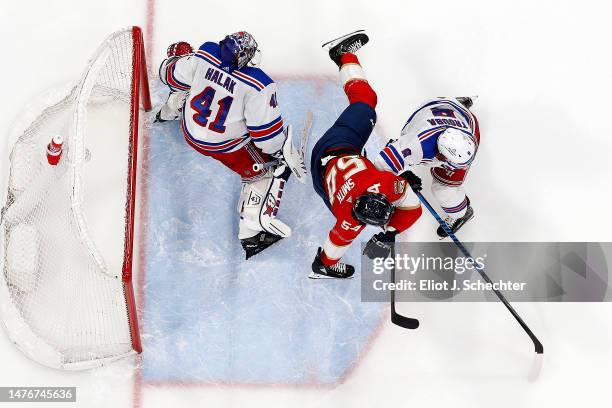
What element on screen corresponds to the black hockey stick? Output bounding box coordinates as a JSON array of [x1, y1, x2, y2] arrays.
[[414, 190, 543, 354], [390, 246, 420, 329]]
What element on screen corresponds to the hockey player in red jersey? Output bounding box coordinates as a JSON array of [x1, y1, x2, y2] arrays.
[[310, 31, 423, 278]]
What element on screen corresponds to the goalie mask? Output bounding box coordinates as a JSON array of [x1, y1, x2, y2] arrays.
[[353, 193, 394, 226], [219, 31, 260, 70]]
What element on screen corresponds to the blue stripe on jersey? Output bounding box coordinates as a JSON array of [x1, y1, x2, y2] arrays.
[[379, 150, 400, 174], [171, 69, 190, 90], [168, 63, 190, 91], [253, 127, 284, 142], [247, 116, 282, 131], [387, 144, 405, 168], [443, 197, 469, 213]]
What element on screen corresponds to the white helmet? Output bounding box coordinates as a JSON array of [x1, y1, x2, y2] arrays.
[[437, 128, 476, 168]]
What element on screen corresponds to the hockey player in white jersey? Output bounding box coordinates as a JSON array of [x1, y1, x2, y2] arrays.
[[375, 97, 480, 237], [155, 32, 306, 258]]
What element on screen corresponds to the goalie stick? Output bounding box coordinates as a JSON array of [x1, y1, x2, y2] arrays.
[[299, 110, 313, 159], [252, 111, 313, 177], [414, 189, 544, 355]]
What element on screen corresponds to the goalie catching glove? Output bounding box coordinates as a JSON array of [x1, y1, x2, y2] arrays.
[[167, 41, 193, 57]]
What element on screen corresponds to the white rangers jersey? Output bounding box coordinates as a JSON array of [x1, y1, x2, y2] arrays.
[[163, 41, 285, 154], [375, 98, 480, 174]]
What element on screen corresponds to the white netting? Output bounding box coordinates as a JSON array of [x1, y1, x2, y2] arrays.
[[0, 27, 145, 369]]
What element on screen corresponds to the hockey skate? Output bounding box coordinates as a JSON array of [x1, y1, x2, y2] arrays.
[[456, 96, 474, 109], [241, 231, 284, 260], [309, 248, 355, 279], [322, 30, 369, 67], [437, 205, 474, 238]]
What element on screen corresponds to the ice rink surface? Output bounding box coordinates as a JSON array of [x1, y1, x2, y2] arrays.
[[1, 0, 612, 407]]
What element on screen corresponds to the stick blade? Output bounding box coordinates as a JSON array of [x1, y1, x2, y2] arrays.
[[535, 340, 544, 355], [391, 312, 420, 329]]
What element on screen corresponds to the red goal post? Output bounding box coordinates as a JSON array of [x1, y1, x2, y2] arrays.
[[123, 26, 152, 355]]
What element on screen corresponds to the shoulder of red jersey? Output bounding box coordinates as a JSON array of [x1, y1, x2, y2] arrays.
[[346, 157, 406, 198], [367, 166, 408, 198]]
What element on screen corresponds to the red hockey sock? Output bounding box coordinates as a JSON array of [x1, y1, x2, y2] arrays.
[[340, 53, 360, 66], [344, 80, 377, 109], [339, 53, 377, 108], [320, 250, 338, 266]]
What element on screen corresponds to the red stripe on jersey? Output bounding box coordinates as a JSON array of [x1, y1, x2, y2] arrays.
[[384, 147, 403, 170], [233, 70, 265, 90], [249, 120, 283, 138], [197, 50, 222, 65]]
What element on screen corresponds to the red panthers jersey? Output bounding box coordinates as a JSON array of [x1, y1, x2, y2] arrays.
[[321, 154, 422, 265]]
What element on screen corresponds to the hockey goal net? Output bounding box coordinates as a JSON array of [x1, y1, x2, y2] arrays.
[[0, 26, 151, 369]]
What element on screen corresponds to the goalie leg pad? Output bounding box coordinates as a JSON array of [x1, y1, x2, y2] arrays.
[[237, 170, 292, 238]]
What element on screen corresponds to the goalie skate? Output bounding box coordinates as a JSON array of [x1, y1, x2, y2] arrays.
[[241, 231, 283, 260]]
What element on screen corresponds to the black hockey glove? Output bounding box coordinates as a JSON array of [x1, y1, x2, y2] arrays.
[[399, 170, 422, 192], [363, 230, 398, 260]]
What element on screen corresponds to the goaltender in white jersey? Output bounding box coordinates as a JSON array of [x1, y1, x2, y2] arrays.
[[156, 32, 306, 259]]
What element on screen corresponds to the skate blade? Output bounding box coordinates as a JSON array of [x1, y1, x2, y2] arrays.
[[322, 29, 366, 48], [243, 235, 284, 260], [308, 271, 354, 279], [437, 214, 475, 240]]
